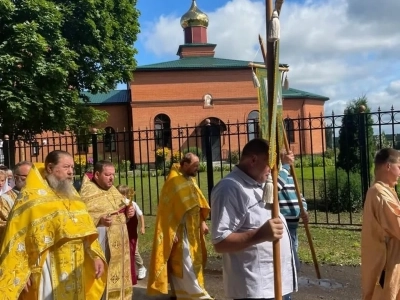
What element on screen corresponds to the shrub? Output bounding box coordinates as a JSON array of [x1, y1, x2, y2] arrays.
[[73, 154, 89, 176], [312, 156, 335, 167], [118, 160, 131, 172], [324, 148, 337, 159], [294, 155, 334, 168], [319, 169, 363, 213], [172, 150, 183, 163], [223, 164, 231, 171], [137, 164, 149, 171], [183, 147, 203, 160], [214, 164, 232, 172], [227, 150, 240, 165], [155, 147, 170, 159], [294, 155, 311, 168], [155, 147, 170, 170], [198, 162, 207, 172]]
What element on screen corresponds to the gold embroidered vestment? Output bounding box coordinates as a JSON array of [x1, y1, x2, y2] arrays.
[[80, 177, 132, 300], [0, 164, 107, 300]]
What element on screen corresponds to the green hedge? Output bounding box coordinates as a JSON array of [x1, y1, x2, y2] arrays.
[[319, 169, 363, 213]]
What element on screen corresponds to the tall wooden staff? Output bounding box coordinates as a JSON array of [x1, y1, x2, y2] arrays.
[[282, 125, 321, 279], [258, 34, 321, 280], [264, 0, 282, 298]]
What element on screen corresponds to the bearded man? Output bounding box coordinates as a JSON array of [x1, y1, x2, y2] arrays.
[[80, 160, 134, 300], [0, 150, 107, 300], [147, 153, 213, 300], [0, 161, 32, 237]]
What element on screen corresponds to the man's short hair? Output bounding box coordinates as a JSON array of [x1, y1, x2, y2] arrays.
[[180, 153, 196, 166], [374, 148, 400, 166], [45, 150, 72, 169], [13, 161, 32, 174], [93, 160, 114, 174], [241, 138, 270, 159]]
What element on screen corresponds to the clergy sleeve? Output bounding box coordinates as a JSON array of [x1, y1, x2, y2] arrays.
[[376, 190, 400, 240]]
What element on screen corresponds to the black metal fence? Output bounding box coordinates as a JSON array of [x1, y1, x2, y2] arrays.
[[2, 107, 400, 225]]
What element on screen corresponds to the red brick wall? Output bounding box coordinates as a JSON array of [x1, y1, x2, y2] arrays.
[[9, 69, 326, 167], [129, 69, 326, 163], [13, 105, 131, 165]]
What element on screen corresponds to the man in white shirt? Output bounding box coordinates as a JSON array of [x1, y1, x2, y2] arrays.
[[211, 138, 297, 300]]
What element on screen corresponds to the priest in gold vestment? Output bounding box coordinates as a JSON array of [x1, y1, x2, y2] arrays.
[[362, 148, 400, 300], [147, 153, 213, 299], [0, 161, 32, 238], [0, 150, 107, 300], [80, 160, 134, 300]]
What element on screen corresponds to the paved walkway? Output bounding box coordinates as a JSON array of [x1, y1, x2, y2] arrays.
[[131, 263, 361, 300], [133, 280, 170, 300]]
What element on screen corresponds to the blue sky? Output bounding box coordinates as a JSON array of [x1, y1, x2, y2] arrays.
[[130, 0, 400, 114], [135, 0, 222, 65]]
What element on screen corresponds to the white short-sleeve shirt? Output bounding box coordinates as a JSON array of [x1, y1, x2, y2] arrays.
[[211, 167, 297, 299]]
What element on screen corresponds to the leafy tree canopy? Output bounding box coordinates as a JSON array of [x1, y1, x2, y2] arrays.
[[0, 0, 139, 136]]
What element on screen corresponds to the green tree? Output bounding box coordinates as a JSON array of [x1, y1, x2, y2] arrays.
[[336, 96, 374, 172], [0, 0, 139, 136], [374, 131, 393, 150]]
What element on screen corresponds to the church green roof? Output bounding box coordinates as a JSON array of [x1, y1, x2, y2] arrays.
[[136, 57, 328, 101], [136, 57, 289, 71], [82, 87, 328, 103], [82, 90, 129, 105], [283, 88, 329, 101]]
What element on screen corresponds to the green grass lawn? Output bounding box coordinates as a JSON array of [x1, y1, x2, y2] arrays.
[[138, 216, 361, 266], [119, 166, 362, 266], [115, 166, 336, 216], [294, 166, 335, 180], [297, 225, 361, 266]]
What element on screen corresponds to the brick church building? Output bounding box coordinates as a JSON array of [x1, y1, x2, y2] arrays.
[[11, 0, 328, 165], [127, 0, 328, 162]]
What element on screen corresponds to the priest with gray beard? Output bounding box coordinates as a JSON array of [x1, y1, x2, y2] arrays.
[[0, 150, 107, 300]]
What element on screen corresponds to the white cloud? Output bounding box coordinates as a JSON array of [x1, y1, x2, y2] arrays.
[[386, 80, 400, 95], [141, 0, 400, 113], [141, 15, 182, 57]]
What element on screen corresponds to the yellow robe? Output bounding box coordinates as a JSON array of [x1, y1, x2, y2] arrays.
[[147, 163, 210, 296], [362, 181, 400, 300], [0, 164, 107, 300], [80, 176, 132, 300], [0, 189, 18, 238]]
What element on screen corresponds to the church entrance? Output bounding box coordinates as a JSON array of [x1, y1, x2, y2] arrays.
[[200, 118, 226, 162]]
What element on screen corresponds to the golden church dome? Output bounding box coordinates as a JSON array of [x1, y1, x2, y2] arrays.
[[180, 0, 209, 29]]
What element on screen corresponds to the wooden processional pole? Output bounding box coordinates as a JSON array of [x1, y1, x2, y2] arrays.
[[264, 0, 282, 298], [281, 125, 321, 279], [260, 0, 321, 280]]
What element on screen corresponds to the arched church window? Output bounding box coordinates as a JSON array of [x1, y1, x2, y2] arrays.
[[104, 127, 116, 152], [247, 110, 259, 141], [154, 114, 172, 148]]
